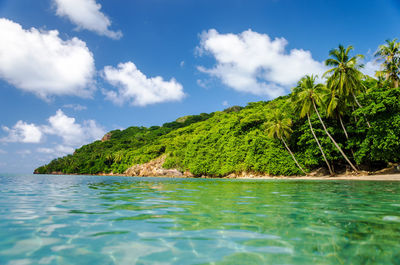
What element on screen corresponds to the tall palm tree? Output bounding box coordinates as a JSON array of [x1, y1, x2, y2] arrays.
[[294, 75, 358, 173], [265, 111, 307, 175], [324, 45, 371, 128], [292, 75, 334, 175], [375, 39, 400, 88], [326, 89, 349, 139]]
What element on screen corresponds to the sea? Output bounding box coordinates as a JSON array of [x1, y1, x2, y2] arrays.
[[1, 174, 400, 264]]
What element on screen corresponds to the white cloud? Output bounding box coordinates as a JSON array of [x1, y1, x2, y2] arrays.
[[0, 18, 95, 100], [37, 148, 54, 154], [0, 149, 7, 154], [362, 59, 380, 77], [222, 100, 229, 107], [37, 145, 75, 156], [1, 121, 43, 143], [43, 109, 105, 146], [1, 110, 105, 157], [53, 0, 122, 39], [102, 62, 185, 106], [196, 79, 211, 89], [63, 104, 87, 111], [197, 29, 326, 98]]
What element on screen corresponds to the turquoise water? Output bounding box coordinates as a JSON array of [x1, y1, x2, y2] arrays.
[[1, 175, 400, 264]]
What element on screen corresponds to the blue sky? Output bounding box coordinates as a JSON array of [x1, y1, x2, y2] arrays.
[[0, 0, 399, 173]]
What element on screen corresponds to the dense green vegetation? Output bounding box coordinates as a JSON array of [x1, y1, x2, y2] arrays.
[[35, 40, 400, 176]]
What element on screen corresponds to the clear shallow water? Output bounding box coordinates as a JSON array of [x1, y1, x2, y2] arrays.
[[0, 175, 400, 265]]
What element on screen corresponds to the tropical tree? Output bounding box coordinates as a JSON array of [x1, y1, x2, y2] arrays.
[[292, 75, 334, 175], [113, 151, 124, 163], [324, 45, 371, 128], [265, 110, 307, 175], [294, 75, 359, 173], [104, 153, 114, 165], [375, 39, 400, 88], [326, 89, 349, 139]]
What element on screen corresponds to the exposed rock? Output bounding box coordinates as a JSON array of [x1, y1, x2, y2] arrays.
[[125, 155, 184, 177], [101, 132, 112, 142]]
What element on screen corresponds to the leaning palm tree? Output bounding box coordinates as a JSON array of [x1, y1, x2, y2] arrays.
[[326, 89, 349, 139], [265, 111, 307, 175], [294, 75, 358, 173], [375, 39, 400, 88], [324, 45, 371, 128], [292, 75, 334, 175]]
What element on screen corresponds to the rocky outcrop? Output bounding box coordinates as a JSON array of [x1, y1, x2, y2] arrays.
[[124, 155, 184, 177], [101, 132, 112, 142]]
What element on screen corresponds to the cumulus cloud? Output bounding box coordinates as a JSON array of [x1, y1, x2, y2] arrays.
[[0, 18, 95, 100], [42, 110, 105, 146], [1, 121, 43, 143], [197, 29, 327, 98], [102, 62, 185, 106], [1, 110, 105, 156], [53, 0, 122, 39]]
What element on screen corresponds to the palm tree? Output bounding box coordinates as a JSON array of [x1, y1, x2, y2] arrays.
[[324, 45, 371, 128], [105, 153, 114, 163], [265, 111, 307, 175], [294, 75, 358, 173], [292, 75, 334, 175], [375, 39, 400, 88], [326, 89, 349, 139], [113, 151, 124, 163]]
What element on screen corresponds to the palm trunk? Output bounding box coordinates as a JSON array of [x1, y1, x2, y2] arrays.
[[394, 79, 399, 88], [280, 137, 307, 175], [312, 101, 358, 173], [339, 114, 356, 162], [352, 93, 371, 128], [352, 105, 358, 123], [338, 115, 348, 139], [307, 113, 334, 176]]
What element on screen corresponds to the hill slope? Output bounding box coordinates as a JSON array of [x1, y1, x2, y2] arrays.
[[35, 83, 400, 177]]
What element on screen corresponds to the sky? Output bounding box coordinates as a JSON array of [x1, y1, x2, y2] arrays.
[[0, 0, 399, 173]]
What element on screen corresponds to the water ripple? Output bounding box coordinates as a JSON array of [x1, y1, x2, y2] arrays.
[[1, 174, 400, 264]]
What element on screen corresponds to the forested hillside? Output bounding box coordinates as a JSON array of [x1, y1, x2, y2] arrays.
[[35, 41, 400, 176]]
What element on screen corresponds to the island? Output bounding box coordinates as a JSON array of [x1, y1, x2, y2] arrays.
[[35, 42, 400, 179]]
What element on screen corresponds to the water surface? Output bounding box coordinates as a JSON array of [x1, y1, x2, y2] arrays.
[[1, 174, 400, 264]]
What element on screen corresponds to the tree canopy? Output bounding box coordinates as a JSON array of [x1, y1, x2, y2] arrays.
[[35, 40, 400, 177]]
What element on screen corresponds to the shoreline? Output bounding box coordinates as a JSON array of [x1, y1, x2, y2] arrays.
[[93, 172, 400, 181], [234, 174, 400, 181], [39, 166, 400, 181]]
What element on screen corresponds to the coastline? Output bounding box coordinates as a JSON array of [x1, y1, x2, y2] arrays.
[[234, 173, 400, 181], [93, 172, 400, 181]]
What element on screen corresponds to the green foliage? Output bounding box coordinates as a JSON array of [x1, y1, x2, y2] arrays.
[[35, 42, 400, 177], [349, 85, 400, 166]]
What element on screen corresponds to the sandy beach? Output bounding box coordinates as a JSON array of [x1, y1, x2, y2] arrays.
[[236, 173, 400, 181]]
